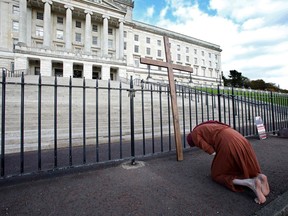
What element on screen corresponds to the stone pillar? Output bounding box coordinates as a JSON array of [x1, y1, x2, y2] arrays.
[[118, 19, 124, 60], [84, 10, 93, 53], [42, 0, 53, 47], [83, 63, 93, 79], [63, 61, 73, 77], [101, 65, 110, 80], [118, 67, 126, 78], [19, 0, 27, 45], [102, 15, 110, 57], [64, 5, 74, 50], [40, 58, 52, 76]]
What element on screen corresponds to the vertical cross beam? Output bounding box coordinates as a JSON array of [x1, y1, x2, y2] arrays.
[[140, 36, 193, 161]]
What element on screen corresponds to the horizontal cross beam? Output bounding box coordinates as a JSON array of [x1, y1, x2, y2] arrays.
[[140, 58, 193, 73]]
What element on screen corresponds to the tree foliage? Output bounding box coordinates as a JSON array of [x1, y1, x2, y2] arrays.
[[223, 70, 288, 93]]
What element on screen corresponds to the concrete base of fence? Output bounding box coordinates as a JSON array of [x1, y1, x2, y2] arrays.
[[277, 128, 288, 138]]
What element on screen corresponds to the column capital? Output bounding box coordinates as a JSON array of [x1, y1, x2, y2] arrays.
[[119, 18, 125, 23], [84, 10, 93, 15], [64, 4, 74, 10], [42, 0, 53, 4], [102, 15, 110, 20]]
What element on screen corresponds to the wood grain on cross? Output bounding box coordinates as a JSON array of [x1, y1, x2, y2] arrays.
[[140, 36, 193, 161]]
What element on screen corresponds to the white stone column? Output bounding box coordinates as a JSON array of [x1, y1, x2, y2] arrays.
[[63, 61, 73, 77], [118, 67, 126, 78], [83, 63, 93, 79], [64, 5, 74, 50], [84, 10, 93, 53], [118, 19, 124, 59], [40, 58, 52, 76], [101, 65, 110, 80], [102, 15, 110, 57], [19, 0, 27, 45], [42, 0, 53, 47]]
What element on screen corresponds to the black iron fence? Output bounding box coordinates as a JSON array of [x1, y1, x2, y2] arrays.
[[1, 71, 288, 179]]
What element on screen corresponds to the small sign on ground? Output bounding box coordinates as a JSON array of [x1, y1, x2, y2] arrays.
[[255, 116, 267, 139]]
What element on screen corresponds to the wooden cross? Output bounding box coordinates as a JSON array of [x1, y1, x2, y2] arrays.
[[140, 36, 193, 161]]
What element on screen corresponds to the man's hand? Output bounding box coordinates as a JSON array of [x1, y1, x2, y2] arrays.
[[211, 152, 216, 156]]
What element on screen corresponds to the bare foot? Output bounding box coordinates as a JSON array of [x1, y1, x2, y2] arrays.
[[252, 178, 266, 204], [257, 174, 270, 196]]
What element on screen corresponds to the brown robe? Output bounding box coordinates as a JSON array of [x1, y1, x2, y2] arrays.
[[189, 121, 261, 192]]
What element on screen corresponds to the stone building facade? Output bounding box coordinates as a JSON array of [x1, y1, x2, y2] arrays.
[[0, 0, 222, 85]]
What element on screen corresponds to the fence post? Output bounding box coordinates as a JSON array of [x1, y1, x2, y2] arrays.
[[1, 70, 6, 177], [129, 76, 135, 165], [232, 87, 236, 129], [54, 76, 58, 168], [69, 76, 72, 166], [20, 72, 25, 173], [217, 85, 221, 122], [38, 75, 42, 171], [270, 91, 276, 134]]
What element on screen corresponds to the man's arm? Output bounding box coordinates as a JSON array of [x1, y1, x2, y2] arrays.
[[192, 132, 215, 154]]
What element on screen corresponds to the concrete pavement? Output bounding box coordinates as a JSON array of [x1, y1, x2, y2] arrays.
[[0, 135, 287, 216]]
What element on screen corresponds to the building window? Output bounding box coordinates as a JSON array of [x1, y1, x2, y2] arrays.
[[157, 50, 161, 57], [157, 40, 161, 46], [37, 12, 44, 20], [75, 33, 81, 42], [56, 30, 63, 40], [202, 59, 205, 65], [134, 34, 139, 41], [35, 67, 40, 75], [92, 36, 98, 45], [134, 59, 140, 67], [209, 61, 212, 67], [124, 42, 127, 50], [92, 24, 98, 32], [194, 58, 198, 64], [124, 31, 127, 38], [186, 56, 190, 62], [186, 47, 189, 53], [12, 21, 19, 32], [76, 21, 81, 28], [209, 53, 211, 58], [202, 68, 206, 76], [202, 51, 205, 56], [57, 17, 63, 24], [36, 26, 44, 37], [146, 47, 151, 55], [12, 5, 20, 15], [108, 39, 113, 49], [146, 37, 150, 44], [177, 54, 181, 61], [108, 28, 113, 35], [177, 45, 181, 51], [195, 67, 198, 75], [215, 54, 218, 60], [194, 49, 197, 54], [134, 45, 139, 53]]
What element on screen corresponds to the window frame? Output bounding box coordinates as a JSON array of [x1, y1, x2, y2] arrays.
[[75, 32, 82, 42], [35, 26, 44, 37]]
